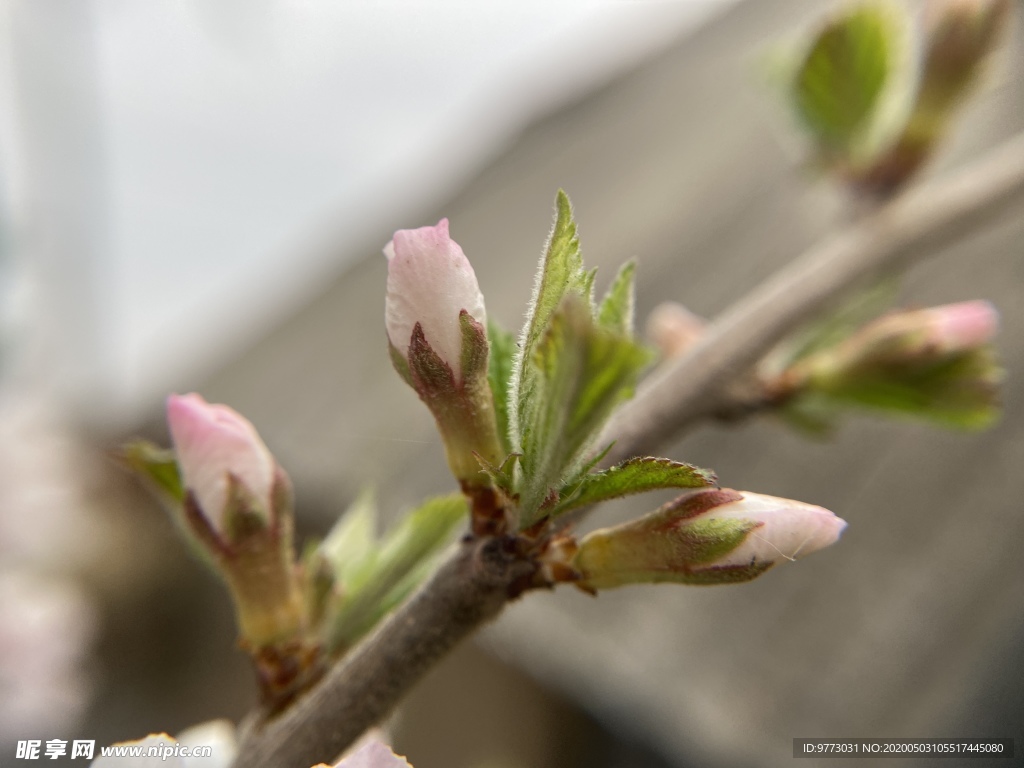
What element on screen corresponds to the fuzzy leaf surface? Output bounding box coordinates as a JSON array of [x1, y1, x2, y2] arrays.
[[597, 260, 637, 335], [518, 296, 649, 525], [487, 319, 517, 456], [510, 190, 588, 452], [551, 457, 717, 519]]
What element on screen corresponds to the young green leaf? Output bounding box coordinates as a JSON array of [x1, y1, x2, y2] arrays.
[[575, 516, 764, 589], [550, 456, 717, 519], [597, 260, 637, 335], [572, 489, 845, 590], [518, 295, 650, 526], [326, 493, 467, 653], [119, 440, 184, 503], [487, 319, 517, 456], [793, 3, 900, 152], [510, 190, 589, 451], [321, 489, 379, 590]]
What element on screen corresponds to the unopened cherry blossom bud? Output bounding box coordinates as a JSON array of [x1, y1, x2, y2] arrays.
[[645, 301, 705, 359], [779, 302, 1002, 430], [573, 489, 846, 589], [167, 393, 276, 531], [383, 220, 503, 492], [166, 394, 305, 651], [923, 300, 998, 351], [808, 300, 998, 378], [844, 300, 997, 358]]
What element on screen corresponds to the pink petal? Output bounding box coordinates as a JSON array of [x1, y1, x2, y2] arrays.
[[927, 300, 998, 351], [384, 219, 486, 382], [166, 393, 275, 529]]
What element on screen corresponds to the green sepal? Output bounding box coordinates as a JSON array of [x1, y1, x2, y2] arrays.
[[119, 440, 184, 503], [475, 452, 520, 498], [793, 2, 903, 154], [221, 475, 272, 546], [407, 322, 457, 399], [643, 561, 774, 586], [573, 513, 765, 590], [550, 457, 717, 519], [388, 340, 414, 388], [518, 295, 650, 526], [487, 318, 516, 456], [459, 310, 490, 385], [849, 0, 1011, 193], [809, 346, 1002, 431], [683, 516, 763, 565], [510, 189, 588, 452], [597, 260, 637, 336], [403, 317, 504, 483], [326, 493, 467, 654]]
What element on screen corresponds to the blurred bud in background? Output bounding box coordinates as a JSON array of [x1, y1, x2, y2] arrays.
[[645, 301, 706, 359], [384, 220, 504, 493], [781, 300, 1002, 430]]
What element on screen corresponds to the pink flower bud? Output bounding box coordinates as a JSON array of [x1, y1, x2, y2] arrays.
[[695, 491, 847, 568], [166, 393, 276, 529], [573, 488, 846, 589], [925, 300, 998, 352], [828, 300, 998, 363], [384, 219, 486, 383]]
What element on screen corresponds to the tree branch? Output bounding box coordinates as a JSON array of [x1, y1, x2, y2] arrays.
[[602, 132, 1024, 462], [232, 130, 1024, 768], [233, 537, 535, 768]]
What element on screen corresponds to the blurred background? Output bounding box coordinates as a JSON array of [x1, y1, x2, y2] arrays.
[[1, 1, 1022, 766]]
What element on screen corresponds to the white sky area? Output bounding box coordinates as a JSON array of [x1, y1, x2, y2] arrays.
[[1, 0, 733, 427]]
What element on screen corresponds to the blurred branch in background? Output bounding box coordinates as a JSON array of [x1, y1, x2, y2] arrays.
[[604, 128, 1024, 460], [234, 127, 1024, 768]]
